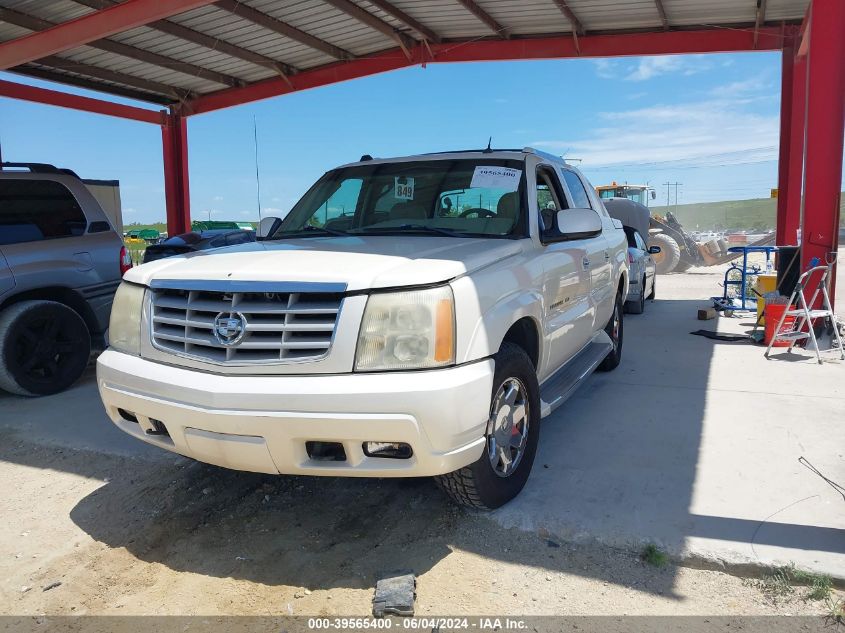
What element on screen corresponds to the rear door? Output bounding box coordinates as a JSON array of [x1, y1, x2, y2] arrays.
[[558, 168, 613, 328], [0, 177, 99, 288], [0, 250, 14, 299]]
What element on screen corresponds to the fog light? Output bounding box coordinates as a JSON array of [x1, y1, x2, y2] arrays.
[[363, 442, 413, 459]]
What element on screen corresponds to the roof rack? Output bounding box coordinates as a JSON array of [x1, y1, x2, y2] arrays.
[[0, 162, 80, 178], [419, 148, 527, 156]]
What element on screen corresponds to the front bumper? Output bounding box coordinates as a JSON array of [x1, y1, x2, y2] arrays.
[[97, 350, 493, 477]]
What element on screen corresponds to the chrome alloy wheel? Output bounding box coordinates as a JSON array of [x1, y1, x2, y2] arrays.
[[610, 302, 621, 351], [486, 377, 530, 478]]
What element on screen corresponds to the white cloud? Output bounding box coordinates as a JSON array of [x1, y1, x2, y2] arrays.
[[212, 195, 224, 201], [123, 207, 136, 215], [593, 54, 715, 82], [712, 76, 773, 97], [592, 59, 619, 79], [531, 94, 779, 168]]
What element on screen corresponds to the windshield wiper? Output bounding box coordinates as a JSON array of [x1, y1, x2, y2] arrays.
[[272, 225, 349, 238], [358, 224, 470, 238]]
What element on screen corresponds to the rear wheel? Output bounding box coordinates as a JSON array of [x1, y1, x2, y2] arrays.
[[649, 234, 681, 274], [435, 342, 540, 509], [625, 277, 646, 314], [598, 289, 624, 372], [0, 301, 91, 396]]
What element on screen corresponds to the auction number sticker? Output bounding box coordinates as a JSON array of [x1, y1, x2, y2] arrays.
[[394, 176, 415, 200], [470, 166, 521, 192]]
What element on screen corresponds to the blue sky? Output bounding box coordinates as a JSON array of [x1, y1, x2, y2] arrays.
[[3, 50, 839, 225]]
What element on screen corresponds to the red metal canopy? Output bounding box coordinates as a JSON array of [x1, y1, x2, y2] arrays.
[[0, 0, 841, 300]]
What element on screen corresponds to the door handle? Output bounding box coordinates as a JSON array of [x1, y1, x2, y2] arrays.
[[604, 251, 610, 261], [582, 256, 590, 269]]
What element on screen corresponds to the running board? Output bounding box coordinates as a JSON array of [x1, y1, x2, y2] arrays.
[[539, 332, 613, 418]]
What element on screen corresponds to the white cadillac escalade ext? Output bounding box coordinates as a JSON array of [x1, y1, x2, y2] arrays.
[[98, 148, 628, 509]]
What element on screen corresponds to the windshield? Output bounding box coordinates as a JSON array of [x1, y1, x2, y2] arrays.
[[271, 158, 527, 239], [599, 187, 646, 205]]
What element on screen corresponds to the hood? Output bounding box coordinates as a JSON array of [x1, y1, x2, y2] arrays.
[[124, 235, 524, 291]]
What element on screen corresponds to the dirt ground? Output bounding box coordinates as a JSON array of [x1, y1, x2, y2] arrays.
[[1, 434, 840, 618]]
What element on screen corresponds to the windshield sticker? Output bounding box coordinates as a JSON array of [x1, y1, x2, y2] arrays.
[[394, 176, 415, 200], [470, 166, 522, 192]]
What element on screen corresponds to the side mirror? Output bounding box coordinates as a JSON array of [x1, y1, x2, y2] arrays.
[[648, 246, 661, 254], [650, 190, 657, 200], [544, 208, 602, 242], [257, 216, 281, 239]]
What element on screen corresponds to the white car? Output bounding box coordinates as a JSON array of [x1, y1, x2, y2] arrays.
[[604, 197, 658, 314], [97, 148, 629, 508]]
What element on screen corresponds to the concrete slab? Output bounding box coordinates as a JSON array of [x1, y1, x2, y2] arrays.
[[495, 254, 845, 579]]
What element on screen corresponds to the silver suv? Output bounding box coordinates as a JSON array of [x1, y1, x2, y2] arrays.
[[0, 163, 129, 396]]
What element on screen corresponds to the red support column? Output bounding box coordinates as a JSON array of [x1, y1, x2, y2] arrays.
[[800, 0, 845, 300], [161, 111, 191, 236], [775, 38, 795, 246], [782, 52, 806, 248]]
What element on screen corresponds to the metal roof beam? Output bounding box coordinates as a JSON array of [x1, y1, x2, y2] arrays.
[[453, 0, 507, 38], [654, 0, 669, 30], [214, 0, 353, 61], [552, 0, 585, 35], [36, 55, 191, 100], [0, 0, 217, 70], [321, 0, 417, 57], [364, 0, 441, 43], [753, 0, 768, 48], [0, 76, 162, 122], [9, 66, 173, 105], [0, 6, 241, 88], [71, 0, 297, 77]]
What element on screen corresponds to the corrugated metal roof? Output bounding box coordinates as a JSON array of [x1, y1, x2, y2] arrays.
[[0, 0, 809, 107]]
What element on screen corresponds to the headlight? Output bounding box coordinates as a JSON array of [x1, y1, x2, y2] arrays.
[[108, 281, 145, 355], [355, 286, 455, 371]]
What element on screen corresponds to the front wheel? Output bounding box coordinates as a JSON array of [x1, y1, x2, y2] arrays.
[[435, 342, 540, 509], [597, 289, 623, 372]]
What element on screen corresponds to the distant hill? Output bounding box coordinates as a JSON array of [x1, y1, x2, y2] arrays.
[[650, 193, 845, 231]]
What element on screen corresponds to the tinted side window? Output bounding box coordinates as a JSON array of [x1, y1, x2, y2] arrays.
[[535, 166, 567, 234], [0, 179, 86, 245], [561, 171, 592, 209], [635, 232, 648, 251]]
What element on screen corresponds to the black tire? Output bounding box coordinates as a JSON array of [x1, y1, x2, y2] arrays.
[[597, 289, 624, 372], [0, 300, 91, 396], [649, 234, 681, 274], [647, 276, 656, 301], [435, 342, 540, 509], [625, 277, 646, 314]]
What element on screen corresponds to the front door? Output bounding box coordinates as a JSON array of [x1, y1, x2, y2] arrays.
[[535, 165, 594, 379], [559, 168, 613, 329]]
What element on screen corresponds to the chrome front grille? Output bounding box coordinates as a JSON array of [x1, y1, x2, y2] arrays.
[[150, 284, 344, 364]]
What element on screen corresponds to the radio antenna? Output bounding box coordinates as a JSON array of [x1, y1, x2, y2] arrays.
[[253, 115, 262, 223], [483, 136, 493, 153]]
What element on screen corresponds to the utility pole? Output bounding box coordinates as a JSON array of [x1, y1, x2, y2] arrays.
[[663, 182, 682, 213]]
